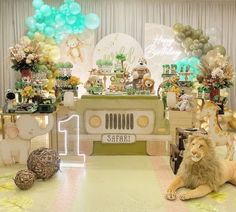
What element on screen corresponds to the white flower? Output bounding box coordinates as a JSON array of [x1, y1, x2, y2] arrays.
[[211, 67, 224, 79], [24, 47, 30, 53], [26, 59, 32, 64], [216, 55, 228, 68], [20, 36, 31, 46], [27, 54, 34, 60]]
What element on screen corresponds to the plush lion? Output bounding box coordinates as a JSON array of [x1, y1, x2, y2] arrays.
[[142, 77, 155, 93], [166, 135, 236, 201]]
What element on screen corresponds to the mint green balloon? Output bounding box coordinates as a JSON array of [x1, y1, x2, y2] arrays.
[[55, 14, 65, 26], [40, 5, 51, 17], [36, 23, 45, 32], [69, 2, 81, 15], [26, 17, 36, 28], [44, 26, 55, 37], [64, 0, 74, 3], [32, 0, 44, 9], [85, 13, 100, 29], [34, 10, 44, 23], [27, 31, 34, 39], [66, 15, 77, 25]]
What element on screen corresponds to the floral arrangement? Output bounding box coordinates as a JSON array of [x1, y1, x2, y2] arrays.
[[68, 76, 80, 88], [10, 33, 61, 76], [21, 86, 35, 99], [158, 76, 181, 98], [197, 49, 234, 89], [157, 76, 181, 108], [10, 37, 41, 72]]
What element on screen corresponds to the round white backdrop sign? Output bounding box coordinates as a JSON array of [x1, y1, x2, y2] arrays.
[[93, 33, 144, 71]]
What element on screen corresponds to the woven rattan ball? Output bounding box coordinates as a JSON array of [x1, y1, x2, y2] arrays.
[[14, 169, 36, 190], [27, 147, 60, 180]]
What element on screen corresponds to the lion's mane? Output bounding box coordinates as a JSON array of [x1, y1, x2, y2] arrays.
[[177, 136, 222, 191]]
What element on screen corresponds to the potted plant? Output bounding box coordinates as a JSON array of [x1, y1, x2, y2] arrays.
[[115, 53, 127, 71]]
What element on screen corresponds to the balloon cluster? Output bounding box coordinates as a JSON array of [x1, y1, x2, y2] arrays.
[[173, 23, 226, 58], [32, 32, 60, 64], [175, 57, 200, 81], [26, 0, 100, 43]]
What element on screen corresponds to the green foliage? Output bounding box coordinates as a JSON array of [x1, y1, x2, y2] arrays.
[[115, 53, 126, 62]]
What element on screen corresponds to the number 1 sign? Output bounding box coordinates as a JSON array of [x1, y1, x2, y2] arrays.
[[58, 114, 85, 167]]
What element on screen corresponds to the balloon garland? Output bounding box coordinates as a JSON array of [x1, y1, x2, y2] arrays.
[[26, 0, 100, 43], [173, 23, 226, 58], [173, 23, 234, 104]]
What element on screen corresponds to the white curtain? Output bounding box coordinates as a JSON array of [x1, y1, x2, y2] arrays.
[[1, 0, 236, 107]]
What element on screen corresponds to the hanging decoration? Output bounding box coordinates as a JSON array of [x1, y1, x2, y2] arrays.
[[26, 0, 100, 43]]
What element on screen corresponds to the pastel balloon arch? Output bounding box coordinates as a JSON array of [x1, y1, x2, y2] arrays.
[[173, 23, 226, 58], [26, 0, 100, 43]]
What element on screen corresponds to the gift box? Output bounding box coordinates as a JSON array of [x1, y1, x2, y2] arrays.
[[169, 144, 184, 175]]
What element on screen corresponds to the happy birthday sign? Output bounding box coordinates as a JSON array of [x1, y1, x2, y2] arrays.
[[145, 24, 186, 90]]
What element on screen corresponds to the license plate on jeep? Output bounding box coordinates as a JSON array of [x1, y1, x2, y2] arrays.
[[102, 134, 136, 144]]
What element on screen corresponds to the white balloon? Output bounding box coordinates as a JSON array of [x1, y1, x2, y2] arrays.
[[205, 27, 221, 45]]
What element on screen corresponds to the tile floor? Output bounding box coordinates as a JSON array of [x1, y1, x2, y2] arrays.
[[1, 120, 236, 211]]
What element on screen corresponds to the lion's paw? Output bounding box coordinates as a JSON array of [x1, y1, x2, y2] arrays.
[[179, 192, 192, 201], [166, 189, 177, 201]]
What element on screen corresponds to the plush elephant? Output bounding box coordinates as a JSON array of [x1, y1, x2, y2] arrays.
[[16, 114, 54, 140], [0, 114, 54, 166], [0, 122, 30, 165]]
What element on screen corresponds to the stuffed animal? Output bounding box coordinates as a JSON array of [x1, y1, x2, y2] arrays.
[[175, 94, 193, 111], [84, 75, 102, 91], [0, 122, 30, 165], [142, 77, 155, 93], [66, 36, 83, 63], [0, 114, 54, 166], [166, 135, 236, 201], [3, 90, 16, 113], [132, 57, 151, 90], [200, 101, 235, 160]]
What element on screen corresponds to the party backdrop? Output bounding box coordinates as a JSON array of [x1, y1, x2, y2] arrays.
[[0, 0, 236, 107]]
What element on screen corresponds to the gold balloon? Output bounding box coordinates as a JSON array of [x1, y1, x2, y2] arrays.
[[223, 110, 233, 122], [228, 111, 236, 130], [46, 79, 55, 91], [229, 119, 236, 130], [213, 45, 226, 56], [47, 73, 53, 79], [53, 70, 60, 78]]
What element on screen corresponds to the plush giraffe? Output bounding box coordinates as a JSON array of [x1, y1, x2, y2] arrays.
[[200, 101, 235, 160]]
